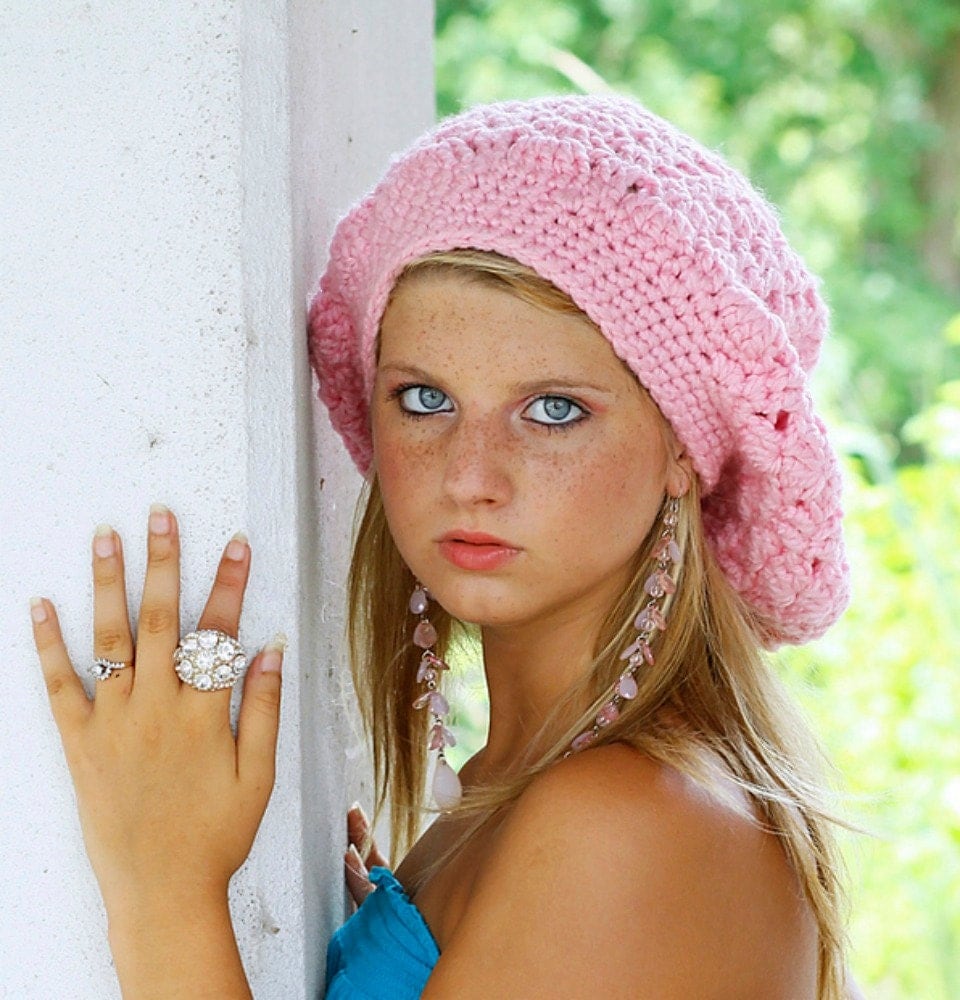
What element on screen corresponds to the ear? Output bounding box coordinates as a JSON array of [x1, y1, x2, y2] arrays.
[[665, 448, 693, 500], [655, 409, 693, 499]]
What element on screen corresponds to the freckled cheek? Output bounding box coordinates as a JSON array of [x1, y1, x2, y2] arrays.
[[375, 444, 414, 510], [375, 419, 437, 478], [518, 455, 595, 549], [372, 423, 438, 544], [549, 447, 661, 552]]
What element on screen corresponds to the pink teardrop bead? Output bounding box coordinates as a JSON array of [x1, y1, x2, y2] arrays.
[[653, 537, 681, 562], [416, 663, 437, 684], [649, 606, 667, 630], [596, 702, 620, 727], [409, 588, 429, 615], [644, 573, 665, 598], [619, 638, 642, 661], [571, 731, 597, 752], [427, 726, 457, 748], [432, 758, 462, 811], [429, 724, 457, 750], [428, 691, 449, 715], [641, 642, 655, 666], [658, 572, 676, 595], [413, 620, 438, 648], [616, 674, 638, 700], [413, 692, 432, 710]]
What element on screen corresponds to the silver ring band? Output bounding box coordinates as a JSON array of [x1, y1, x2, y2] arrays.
[[90, 657, 130, 680], [174, 628, 247, 691]]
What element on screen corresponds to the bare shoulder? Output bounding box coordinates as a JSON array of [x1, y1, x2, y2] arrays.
[[422, 744, 817, 1000]]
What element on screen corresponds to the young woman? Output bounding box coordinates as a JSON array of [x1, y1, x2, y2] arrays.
[[31, 95, 859, 998]]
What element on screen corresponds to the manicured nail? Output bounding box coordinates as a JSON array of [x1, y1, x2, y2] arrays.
[[29, 597, 48, 624], [349, 801, 368, 824], [93, 523, 116, 558], [225, 531, 248, 561], [149, 503, 171, 535], [260, 632, 287, 674], [345, 843, 367, 874]]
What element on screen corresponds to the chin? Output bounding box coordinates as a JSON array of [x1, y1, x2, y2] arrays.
[[425, 574, 526, 628]]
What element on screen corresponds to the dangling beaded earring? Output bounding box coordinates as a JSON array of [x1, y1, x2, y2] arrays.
[[409, 583, 463, 811], [566, 494, 683, 755]]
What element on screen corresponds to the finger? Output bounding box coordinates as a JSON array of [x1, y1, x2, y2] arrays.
[[91, 524, 134, 702], [134, 504, 180, 690], [347, 804, 389, 868], [196, 531, 250, 642], [366, 840, 389, 870], [30, 597, 91, 737], [347, 803, 368, 846], [236, 639, 284, 794], [177, 531, 251, 706], [345, 844, 373, 907], [347, 803, 389, 868]]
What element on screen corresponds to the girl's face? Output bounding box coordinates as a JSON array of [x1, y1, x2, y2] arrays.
[[371, 273, 688, 635]]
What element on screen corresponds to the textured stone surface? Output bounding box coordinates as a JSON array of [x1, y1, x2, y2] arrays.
[[0, 2, 432, 997]]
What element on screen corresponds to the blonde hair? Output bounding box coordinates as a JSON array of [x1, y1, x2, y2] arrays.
[[347, 249, 848, 998]]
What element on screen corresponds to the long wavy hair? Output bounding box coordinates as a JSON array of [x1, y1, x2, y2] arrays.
[[347, 249, 848, 998]]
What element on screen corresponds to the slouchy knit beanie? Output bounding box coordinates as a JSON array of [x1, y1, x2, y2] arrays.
[[307, 94, 849, 647]]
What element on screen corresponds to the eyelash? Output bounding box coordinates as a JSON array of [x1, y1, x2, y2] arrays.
[[387, 383, 449, 421], [387, 383, 589, 431]]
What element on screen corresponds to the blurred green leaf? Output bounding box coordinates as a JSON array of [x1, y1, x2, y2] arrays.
[[436, 3, 960, 993]]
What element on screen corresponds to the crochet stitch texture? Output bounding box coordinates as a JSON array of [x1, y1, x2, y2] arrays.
[[307, 94, 850, 647]]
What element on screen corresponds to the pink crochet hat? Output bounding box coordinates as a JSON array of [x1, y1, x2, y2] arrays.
[[307, 95, 849, 647]]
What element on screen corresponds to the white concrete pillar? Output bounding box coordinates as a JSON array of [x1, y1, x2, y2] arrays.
[[0, 3, 433, 996]]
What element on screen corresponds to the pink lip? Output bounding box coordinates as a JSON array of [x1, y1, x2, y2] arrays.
[[438, 531, 521, 571]]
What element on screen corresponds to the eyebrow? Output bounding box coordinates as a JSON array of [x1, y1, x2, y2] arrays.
[[376, 363, 617, 397]]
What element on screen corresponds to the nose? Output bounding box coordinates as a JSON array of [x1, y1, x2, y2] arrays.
[[441, 412, 513, 509]]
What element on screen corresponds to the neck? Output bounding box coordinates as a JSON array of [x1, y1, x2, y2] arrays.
[[469, 601, 607, 780]]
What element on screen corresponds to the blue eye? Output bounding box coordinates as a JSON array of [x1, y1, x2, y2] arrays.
[[525, 395, 585, 426], [397, 385, 453, 414]]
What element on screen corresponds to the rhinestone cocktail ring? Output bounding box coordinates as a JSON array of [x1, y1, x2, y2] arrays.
[[174, 628, 247, 691]]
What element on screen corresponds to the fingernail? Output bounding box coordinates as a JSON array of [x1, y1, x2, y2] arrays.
[[346, 844, 367, 873], [225, 531, 248, 561], [349, 801, 368, 823], [260, 632, 287, 674], [29, 597, 48, 623], [93, 523, 116, 558], [149, 503, 172, 535]]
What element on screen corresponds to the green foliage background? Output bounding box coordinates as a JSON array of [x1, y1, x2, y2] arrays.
[[435, 2, 960, 995]]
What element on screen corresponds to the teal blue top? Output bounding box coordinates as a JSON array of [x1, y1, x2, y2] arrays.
[[325, 867, 441, 999]]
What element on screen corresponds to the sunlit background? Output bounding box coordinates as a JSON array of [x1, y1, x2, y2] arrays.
[[433, 3, 960, 996]]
